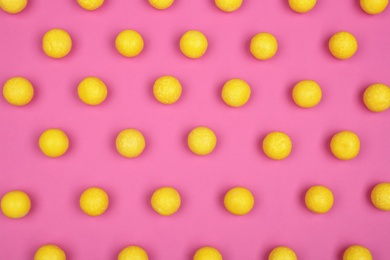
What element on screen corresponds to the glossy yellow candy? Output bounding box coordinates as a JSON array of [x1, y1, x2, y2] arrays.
[[360, 0, 388, 14], [39, 129, 69, 158], [343, 245, 372, 260], [180, 30, 208, 59], [115, 30, 144, 57], [78, 77, 107, 105], [153, 76, 182, 104], [215, 0, 242, 12], [116, 129, 145, 158], [34, 245, 66, 260], [77, 0, 104, 10], [194, 247, 222, 260], [188, 127, 217, 155], [224, 187, 254, 215], [292, 80, 322, 108], [1, 191, 31, 219], [289, 0, 316, 13], [263, 132, 292, 160], [329, 32, 358, 59], [0, 0, 27, 14], [118, 246, 148, 260], [151, 187, 181, 216], [42, 29, 72, 59], [222, 79, 251, 107], [269, 247, 297, 260], [149, 0, 174, 9], [80, 187, 108, 216], [364, 83, 390, 112], [330, 131, 360, 160], [371, 183, 390, 211], [305, 185, 334, 213], [250, 33, 278, 60], [3, 77, 34, 106]]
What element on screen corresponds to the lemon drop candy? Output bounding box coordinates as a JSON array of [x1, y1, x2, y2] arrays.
[[263, 132, 292, 160], [0, 0, 27, 14], [289, 0, 316, 13], [78, 77, 107, 105], [118, 246, 148, 260], [34, 245, 66, 260], [361, 0, 388, 14], [224, 187, 254, 215], [149, 0, 174, 9], [364, 83, 390, 112], [42, 29, 72, 59], [153, 76, 182, 104], [194, 247, 222, 260], [292, 80, 322, 108], [269, 247, 297, 260], [343, 245, 372, 260], [188, 127, 217, 155], [329, 32, 358, 60], [80, 187, 108, 216], [222, 79, 251, 107], [39, 129, 69, 157], [3, 77, 34, 106], [180, 30, 208, 59], [115, 30, 144, 57], [1, 191, 31, 219], [305, 185, 334, 213], [250, 33, 278, 60], [77, 0, 104, 10], [116, 129, 145, 158], [371, 183, 390, 211], [215, 0, 242, 12], [330, 131, 360, 160], [151, 187, 181, 216]]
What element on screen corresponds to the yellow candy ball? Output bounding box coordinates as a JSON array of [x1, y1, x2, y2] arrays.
[[215, 0, 242, 12], [364, 83, 390, 112], [289, 0, 316, 13], [118, 246, 148, 260], [115, 30, 144, 58], [149, 0, 174, 9], [224, 187, 254, 215], [269, 247, 297, 260], [80, 187, 108, 216], [78, 77, 108, 105], [329, 32, 358, 60], [1, 191, 31, 219], [180, 30, 208, 59], [116, 129, 145, 158], [250, 33, 278, 60], [0, 0, 27, 14], [263, 132, 292, 160], [305, 185, 334, 214], [330, 131, 360, 160], [34, 245, 66, 260], [188, 127, 217, 155], [371, 183, 390, 211], [3, 77, 34, 106], [39, 129, 69, 158], [42, 29, 72, 59], [151, 187, 181, 216], [77, 0, 104, 10], [292, 80, 322, 108], [360, 0, 388, 14], [194, 247, 222, 260], [222, 79, 251, 107], [153, 76, 182, 104], [343, 245, 372, 260]]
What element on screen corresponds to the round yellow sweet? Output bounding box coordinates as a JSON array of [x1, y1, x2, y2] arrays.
[[3, 77, 34, 106], [289, 0, 316, 13], [0, 0, 27, 14], [215, 0, 242, 12], [118, 246, 148, 260], [115, 30, 144, 58], [39, 129, 69, 158], [1, 191, 31, 219], [343, 245, 372, 260], [180, 30, 208, 59], [250, 33, 278, 60], [371, 183, 390, 211], [78, 77, 107, 105], [269, 247, 297, 260], [222, 79, 251, 107], [224, 187, 254, 215], [188, 127, 217, 155], [153, 76, 182, 104], [194, 247, 222, 260], [42, 29, 72, 59], [116, 129, 145, 158], [151, 187, 181, 216], [77, 0, 104, 10], [149, 0, 174, 9], [34, 245, 66, 260], [263, 132, 292, 160], [361, 0, 388, 14], [329, 32, 358, 60], [363, 83, 390, 112], [80, 187, 108, 216], [292, 80, 322, 108], [330, 131, 360, 160], [305, 185, 334, 213]]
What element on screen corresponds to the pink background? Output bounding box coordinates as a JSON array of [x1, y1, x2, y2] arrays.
[[1, 0, 390, 259]]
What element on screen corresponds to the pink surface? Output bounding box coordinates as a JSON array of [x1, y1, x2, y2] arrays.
[[1, 0, 390, 259]]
